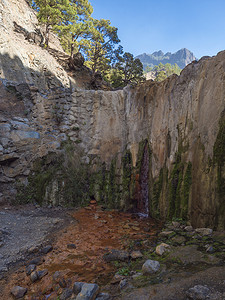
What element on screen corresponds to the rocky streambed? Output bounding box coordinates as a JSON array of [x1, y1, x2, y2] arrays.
[[0, 205, 225, 300]]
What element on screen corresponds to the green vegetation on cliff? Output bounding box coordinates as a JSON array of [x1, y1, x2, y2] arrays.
[[145, 62, 181, 82], [28, 0, 144, 86]]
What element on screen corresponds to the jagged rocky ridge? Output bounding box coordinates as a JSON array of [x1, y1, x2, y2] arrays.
[[0, 0, 224, 229], [136, 48, 197, 70]]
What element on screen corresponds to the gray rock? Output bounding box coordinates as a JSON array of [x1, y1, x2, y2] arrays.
[[67, 243, 76, 249], [172, 221, 180, 228], [59, 278, 67, 288], [28, 257, 44, 266], [37, 269, 48, 279], [159, 231, 174, 237], [60, 288, 73, 300], [73, 282, 85, 295], [11, 286, 27, 299], [76, 283, 99, 300], [155, 243, 170, 256], [41, 245, 53, 254], [103, 249, 129, 262], [186, 285, 210, 299], [195, 228, 213, 236], [130, 250, 143, 259], [142, 260, 160, 274], [96, 293, 111, 300], [185, 226, 193, 232], [30, 271, 39, 282], [119, 279, 128, 289], [53, 271, 63, 282], [206, 245, 214, 253], [26, 264, 36, 276]]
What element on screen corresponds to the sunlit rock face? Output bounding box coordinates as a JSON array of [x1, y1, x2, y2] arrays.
[[0, 0, 224, 229]]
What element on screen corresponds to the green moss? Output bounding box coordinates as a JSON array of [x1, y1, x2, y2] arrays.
[[121, 149, 132, 206], [16, 153, 63, 205], [180, 162, 192, 219], [213, 112, 225, 194], [151, 168, 163, 218], [213, 111, 225, 228], [168, 153, 183, 219]]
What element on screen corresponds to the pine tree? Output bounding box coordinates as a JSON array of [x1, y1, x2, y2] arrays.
[[111, 52, 145, 87], [34, 0, 76, 47], [84, 19, 120, 75]]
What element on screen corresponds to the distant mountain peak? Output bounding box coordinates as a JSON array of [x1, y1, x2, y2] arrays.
[[136, 48, 196, 70]]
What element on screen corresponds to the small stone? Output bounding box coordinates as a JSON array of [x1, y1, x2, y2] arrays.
[[111, 274, 125, 284], [172, 221, 180, 228], [11, 286, 27, 299], [26, 264, 36, 276], [60, 288, 73, 300], [130, 250, 143, 259], [142, 260, 160, 274], [30, 271, 39, 282], [41, 245, 53, 254], [76, 283, 99, 300], [186, 285, 210, 299], [73, 282, 85, 295], [195, 228, 213, 236], [96, 292, 112, 300], [119, 279, 128, 289], [132, 272, 142, 279], [59, 278, 67, 288], [172, 235, 186, 245], [28, 257, 44, 266], [185, 226, 193, 232], [28, 246, 39, 254], [67, 243, 76, 249], [206, 246, 214, 253], [159, 231, 174, 237], [37, 269, 48, 279], [155, 243, 170, 256], [53, 271, 62, 282], [103, 249, 129, 262]]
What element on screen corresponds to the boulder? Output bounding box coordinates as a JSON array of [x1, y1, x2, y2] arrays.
[[142, 260, 160, 274], [11, 286, 27, 299], [159, 231, 175, 237], [73, 282, 85, 295], [30, 271, 39, 282], [59, 288, 73, 300], [195, 228, 213, 236], [96, 293, 111, 300], [156, 243, 170, 256], [130, 250, 143, 259], [26, 264, 36, 276], [41, 245, 53, 254], [186, 285, 210, 299], [76, 283, 99, 300], [185, 226, 194, 232], [103, 249, 129, 262]]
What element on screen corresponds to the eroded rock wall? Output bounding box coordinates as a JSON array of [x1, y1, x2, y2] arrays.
[[0, 0, 224, 229]]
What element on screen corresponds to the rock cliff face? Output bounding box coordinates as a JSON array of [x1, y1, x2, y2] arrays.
[[0, 0, 224, 229]]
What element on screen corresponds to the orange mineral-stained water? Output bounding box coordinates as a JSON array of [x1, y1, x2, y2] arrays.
[[1, 207, 160, 299]]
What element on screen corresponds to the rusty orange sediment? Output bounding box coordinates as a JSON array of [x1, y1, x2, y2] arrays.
[[1, 206, 159, 299]]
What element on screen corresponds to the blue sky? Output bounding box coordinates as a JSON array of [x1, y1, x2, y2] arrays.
[[91, 0, 225, 59]]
